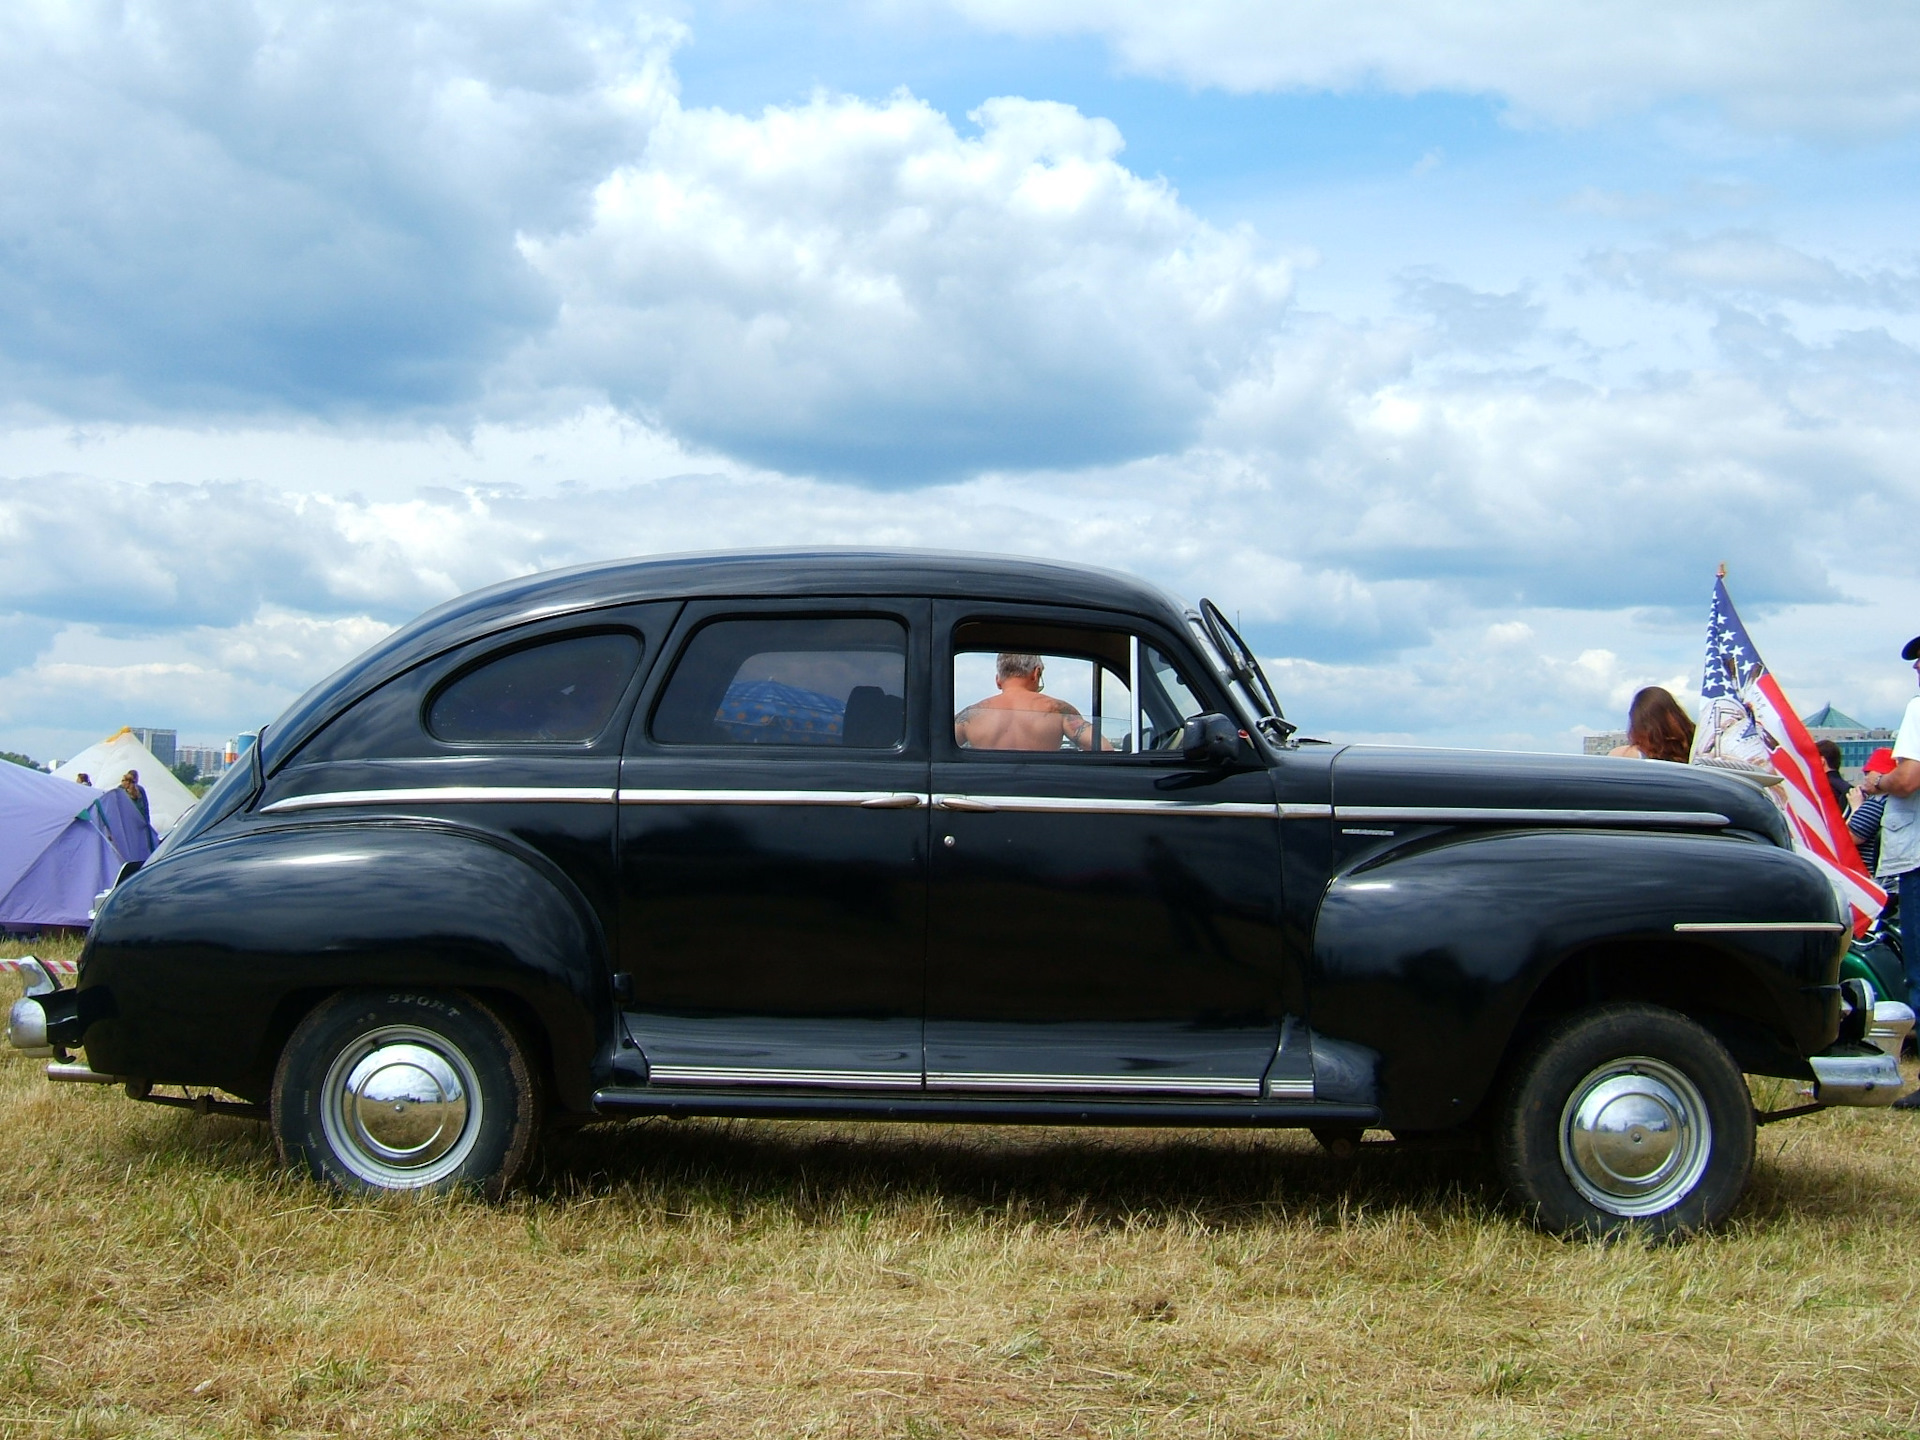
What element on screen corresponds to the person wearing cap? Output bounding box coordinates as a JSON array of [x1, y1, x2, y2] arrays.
[[1858, 635, 1920, 1108]]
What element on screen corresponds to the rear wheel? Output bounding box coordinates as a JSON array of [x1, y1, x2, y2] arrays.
[[272, 990, 541, 1197], [1494, 1004, 1753, 1239]]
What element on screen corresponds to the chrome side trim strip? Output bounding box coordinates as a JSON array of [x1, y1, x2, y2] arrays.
[[619, 789, 926, 809], [925, 1071, 1263, 1095], [1263, 1076, 1317, 1099], [647, 1065, 921, 1089], [1278, 803, 1333, 819], [260, 786, 615, 814], [1334, 805, 1731, 828], [1673, 921, 1848, 934], [932, 793, 1276, 819]]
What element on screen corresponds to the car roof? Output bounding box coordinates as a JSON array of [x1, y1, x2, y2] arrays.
[[261, 548, 1196, 770]]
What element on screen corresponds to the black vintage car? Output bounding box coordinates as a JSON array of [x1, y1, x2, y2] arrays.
[[9, 551, 1912, 1234]]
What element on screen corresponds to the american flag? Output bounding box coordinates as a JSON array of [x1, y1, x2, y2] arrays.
[[1692, 574, 1886, 932]]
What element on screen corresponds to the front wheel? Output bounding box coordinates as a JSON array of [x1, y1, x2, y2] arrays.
[[1494, 1004, 1754, 1239], [272, 990, 541, 1197]]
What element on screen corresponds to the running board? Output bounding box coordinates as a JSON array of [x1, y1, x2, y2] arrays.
[[591, 1086, 1380, 1128]]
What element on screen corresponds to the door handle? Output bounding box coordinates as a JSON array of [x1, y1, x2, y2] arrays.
[[933, 795, 996, 812], [859, 793, 926, 809]]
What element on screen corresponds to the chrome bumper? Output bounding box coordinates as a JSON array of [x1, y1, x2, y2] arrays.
[[1868, 1000, 1915, 1060], [6, 958, 59, 1058], [1809, 1047, 1909, 1106]]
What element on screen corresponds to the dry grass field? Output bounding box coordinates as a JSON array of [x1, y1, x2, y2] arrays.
[[4, 936, 1919, 1439]]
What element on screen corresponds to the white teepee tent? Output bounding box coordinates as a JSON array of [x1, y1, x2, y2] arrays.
[[52, 729, 199, 833]]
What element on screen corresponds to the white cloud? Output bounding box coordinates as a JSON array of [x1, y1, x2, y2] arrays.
[[0, 3, 1294, 485], [932, 0, 1920, 133], [0, 609, 396, 760], [1, 5, 1918, 760], [1587, 232, 1920, 310], [0, 0, 673, 417], [519, 91, 1293, 479]]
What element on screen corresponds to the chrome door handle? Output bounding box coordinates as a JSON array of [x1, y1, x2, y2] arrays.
[[933, 795, 996, 811], [859, 793, 926, 809]]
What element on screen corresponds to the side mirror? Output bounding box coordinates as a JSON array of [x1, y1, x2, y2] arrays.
[[1179, 712, 1248, 764]]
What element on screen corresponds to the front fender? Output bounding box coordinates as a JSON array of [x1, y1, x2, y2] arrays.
[[1308, 828, 1843, 1130], [77, 821, 611, 1110]]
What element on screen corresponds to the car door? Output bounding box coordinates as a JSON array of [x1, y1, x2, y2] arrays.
[[925, 601, 1292, 1097], [616, 599, 931, 1087]]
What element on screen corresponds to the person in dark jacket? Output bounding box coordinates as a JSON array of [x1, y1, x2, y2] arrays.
[[1815, 739, 1852, 817]]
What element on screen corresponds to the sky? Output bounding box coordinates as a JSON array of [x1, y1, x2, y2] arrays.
[[3, 0, 1918, 761]]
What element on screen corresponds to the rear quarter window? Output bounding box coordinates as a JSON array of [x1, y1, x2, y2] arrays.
[[428, 632, 642, 744]]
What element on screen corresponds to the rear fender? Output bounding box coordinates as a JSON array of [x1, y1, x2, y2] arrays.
[[77, 821, 610, 1111], [1308, 828, 1843, 1131]]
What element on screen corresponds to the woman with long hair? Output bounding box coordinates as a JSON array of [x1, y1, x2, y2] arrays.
[[1608, 686, 1697, 763]]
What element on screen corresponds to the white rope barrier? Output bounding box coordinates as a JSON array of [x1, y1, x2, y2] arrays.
[[0, 957, 79, 975]]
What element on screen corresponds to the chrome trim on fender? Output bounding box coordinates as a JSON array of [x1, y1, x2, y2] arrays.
[[932, 793, 1276, 819], [1672, 921, 1848, 934], [1335, 805, 1731, 828], [1279, 803, 1333, 819], [647, 1065, 920, 1088], [260, 786, 616, 813], [620, 789, 926, 809], [925, 1071, 1263, 1095]]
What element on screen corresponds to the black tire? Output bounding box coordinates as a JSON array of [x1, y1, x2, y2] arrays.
[[1494, 1003, 1754, 1240], [272, 989, 541, 1198]]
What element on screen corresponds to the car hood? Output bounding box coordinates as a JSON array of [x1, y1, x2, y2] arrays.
[[1328, 745, 1791, 846]]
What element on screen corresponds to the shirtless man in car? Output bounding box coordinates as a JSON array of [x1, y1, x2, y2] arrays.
[[954, 652, 1110, 751]]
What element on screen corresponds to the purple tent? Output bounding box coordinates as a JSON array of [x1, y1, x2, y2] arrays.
[[0, 762, 155, 930]]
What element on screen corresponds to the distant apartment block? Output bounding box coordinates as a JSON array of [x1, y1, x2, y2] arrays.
[[174, 744, 228, 780], [131, 727, 177, 769]]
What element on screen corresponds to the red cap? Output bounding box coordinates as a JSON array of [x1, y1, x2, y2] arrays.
[[1864, 748, 1898, 775]]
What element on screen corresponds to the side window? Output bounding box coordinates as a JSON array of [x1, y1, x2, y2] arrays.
[[427, 632, 642, 744], [652, 616, 908, 748], [950, 621, 1207, 755]]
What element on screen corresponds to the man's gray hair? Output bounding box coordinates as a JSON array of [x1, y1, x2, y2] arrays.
[[996, 652, 1043, 681]]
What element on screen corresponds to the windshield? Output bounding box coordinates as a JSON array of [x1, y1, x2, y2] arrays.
[[1192, 600, 1296, 747]]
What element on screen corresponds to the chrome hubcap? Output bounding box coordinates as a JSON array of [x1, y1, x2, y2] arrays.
[[1558, 1056, 1711, 1217], [321, 1026, 481, 1188]]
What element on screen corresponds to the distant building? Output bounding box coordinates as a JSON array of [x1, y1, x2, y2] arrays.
[[174, 744, 229, 781], [224, 732, 259, 766], [1802, 704, 1895, 777], [1582, 732, 1628, 756], [131, 727, 177, 769]]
